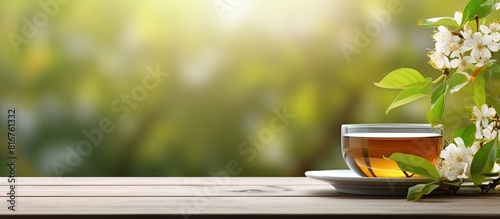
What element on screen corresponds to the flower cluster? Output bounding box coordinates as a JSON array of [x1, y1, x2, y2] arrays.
[[473, 104, 498, 141], [437, 104, 498, 181], [428, 12, 500, 72], [429, 9, 500, 182], [437, 137, 477, 181]]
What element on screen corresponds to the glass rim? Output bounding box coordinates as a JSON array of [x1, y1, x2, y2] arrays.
[[341, 123, 443, 129]]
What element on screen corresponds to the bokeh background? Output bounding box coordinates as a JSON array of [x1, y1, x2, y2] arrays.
[[0, 0, 492, 176]]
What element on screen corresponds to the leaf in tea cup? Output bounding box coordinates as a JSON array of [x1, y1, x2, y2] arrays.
[[386, 153, 440, 180]]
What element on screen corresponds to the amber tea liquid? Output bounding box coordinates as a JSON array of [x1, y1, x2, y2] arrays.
[[342, 133, 442, 178]]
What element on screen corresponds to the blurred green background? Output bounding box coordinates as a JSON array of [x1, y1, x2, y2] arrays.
[[0, 0, 489, 176]]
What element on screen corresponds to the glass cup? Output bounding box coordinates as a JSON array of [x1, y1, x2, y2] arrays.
[[341, 124, 443, 178]]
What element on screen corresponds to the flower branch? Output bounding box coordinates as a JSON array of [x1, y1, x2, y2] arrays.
[[376, 0, 500, 201]]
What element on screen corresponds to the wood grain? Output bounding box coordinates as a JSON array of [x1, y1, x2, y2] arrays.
[[1, 196, 500, 215], [1, 177, 499, 216], [0, 177, 317, 186], [0, 185, 336, 197]]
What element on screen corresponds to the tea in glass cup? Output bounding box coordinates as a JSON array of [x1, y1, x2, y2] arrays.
[[341, 124, 443, 178]]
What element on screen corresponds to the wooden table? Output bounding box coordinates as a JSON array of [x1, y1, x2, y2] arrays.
[[1, 177, 500, 218]]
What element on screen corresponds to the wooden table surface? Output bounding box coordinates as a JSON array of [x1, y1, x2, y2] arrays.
[[1, 177, 500, 218]]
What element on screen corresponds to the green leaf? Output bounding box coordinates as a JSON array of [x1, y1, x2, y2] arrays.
[[426, 93, 446, 126], [430, 81, 446, 106], [385, 81, 431, 114], [374, 68, 427, 89], [462, 0, 499, 25], [482, 172, 500, 177], [426, 81, 447, 126], [386, 153, 440, 180], [489, 63, 500, 79], [497, 140, 500, 162], [473, 67, 487, 107], [470, 137, 498, 185], [452, 124, 477, 147], [407, 182, 440, 201], [487, 64, 500, 114], [496, 137, 500, 164], [449, 72, 471, 94], [417, 17, 459, 28]]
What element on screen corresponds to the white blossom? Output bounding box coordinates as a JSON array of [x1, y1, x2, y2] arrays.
[[433, 26, 450, 45], [461, 26, 473, 41], [448, 36, 462, 58], [450, 55, 475, 72], [440, 138, 474, 163], [433, 26, 461, 57], [428, 48, 451, 70], [475, 56, 497, 67], [494, 163, 500, 173], [483, 22, 500, 42], [454, 11, 463, 25], [462, 31, 499, 66], [481, 122, 498, 142], [473, 104, 497, 139], [437, 137, 475, 181], [470, 141, 481, 154], [472, 104, 497, 139], [438, 161, 466, 181]]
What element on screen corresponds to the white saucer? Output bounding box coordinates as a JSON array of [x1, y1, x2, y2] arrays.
[[305, 169, 433, 195]]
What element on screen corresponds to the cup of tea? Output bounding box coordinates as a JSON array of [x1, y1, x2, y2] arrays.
[[341, 124, 443, 178]]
